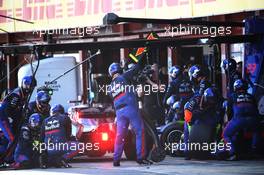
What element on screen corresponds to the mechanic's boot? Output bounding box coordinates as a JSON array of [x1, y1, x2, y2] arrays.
[[113, 161, 120, 167], [10, 162, 29, 169], [0, 162, 9, 169], [39, 155, 48, 169], [184, 151, 191, 160], [227, 154, 238, 161], [136, 159, 152, 165], [144, 159, 153, 165], [250, 148, 261, 159], [61, 159, 72, 168], [184, 156, 191, 160]]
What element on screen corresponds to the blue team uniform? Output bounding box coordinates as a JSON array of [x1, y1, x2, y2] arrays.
[[223, 91, 259, 155], [14, 125, 40, 167], [109, 63, 146, 162], [41, 114, 79, 164], [0, 88, 26, 153]]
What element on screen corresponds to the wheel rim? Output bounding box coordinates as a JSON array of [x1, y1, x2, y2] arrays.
[[167, 129, 183, 144]]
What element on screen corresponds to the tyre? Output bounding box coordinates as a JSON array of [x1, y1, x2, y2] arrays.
[[86, 143, 106, 157], [124, 126, 155, 160], [124, 130, 137, 160], [160, 121, 184, 156], [86, 150, 106, 157], [188, 122, 215, 159]]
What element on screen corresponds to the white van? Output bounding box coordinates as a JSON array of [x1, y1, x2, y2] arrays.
[[18, 56, 79, 110]]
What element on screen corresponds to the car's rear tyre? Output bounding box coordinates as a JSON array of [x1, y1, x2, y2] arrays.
[[124, 127, 155, 160], [86, 143, 106, 157], [86, 150, 106, 157], [124, 130, 137, 160], [188, 122, 215, 159], [160, 122, 184, 156]]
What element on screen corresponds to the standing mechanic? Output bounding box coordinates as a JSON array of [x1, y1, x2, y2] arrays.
[[0, 75, 36, 162], [222, 58, 241, 98], [142, 63, 166, 126], [108, 59, 152, 166], [223, 79, 260, 160], [164, 65, 193, 122]]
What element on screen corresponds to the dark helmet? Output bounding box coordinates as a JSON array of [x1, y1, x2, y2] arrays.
[[21, 76, 37, 93], [222, 58, 237, 72], [36, 91, 51, 104], [233, 79, 248, 92], [202, 88, 218, 106], [108, 63, 122, 77], [28, 113, 41, 130], [50, 104, 65, 116], [36, 91, 51, 112], [169, 66, 181, 79], [188, 65, 201, 81]]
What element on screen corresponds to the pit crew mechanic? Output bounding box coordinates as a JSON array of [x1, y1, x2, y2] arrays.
[[0, 75, 36, 161], [12, 113, 43, 169], [222, 58, 241, 98], [108, 58, 152, 167], [141, 63, 166, 126], [41, 104, 79, 168], [223, 79, 260, 160], [164, 65, 193, 123], [184, 65, 211, 158], [26, 91, 51, 123]]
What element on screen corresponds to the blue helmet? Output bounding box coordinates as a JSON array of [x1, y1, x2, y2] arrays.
[[50, 104, 65, 116], [188, 65, 201, 81], [36, 91, 51, 104], [202, 88, 217, 106], [36, 91, 51, 112], [108, 63, 122, 77], [172, 101, 181, 111], [169, 66, 181, 79], [166, 95, 177, 107], [21, 76, 37, 93], [28, 113, 41, 129], [222, 58, 237, 72], [233, 79, 248, 92]]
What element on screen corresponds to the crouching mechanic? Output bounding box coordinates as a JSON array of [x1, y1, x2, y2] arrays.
[[108, 61, 152, 166], [41, 104, 79, 168], [223, 79, 260, 160], [191, 88, 224, 135], [0, 75, 36, 162], [183, 65, 210, 159], [11, 113, 42, 169], [27, 91, 51, 123]]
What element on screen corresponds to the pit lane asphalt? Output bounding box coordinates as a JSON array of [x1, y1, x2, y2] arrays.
[[0, 155, 263, 175]]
